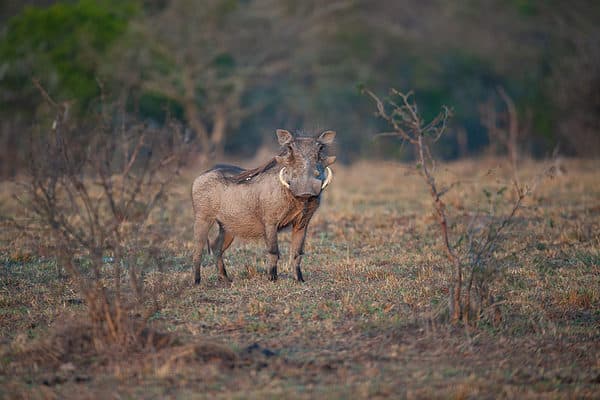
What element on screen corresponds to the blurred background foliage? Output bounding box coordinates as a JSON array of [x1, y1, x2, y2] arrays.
[[1, 0, 599, 174]]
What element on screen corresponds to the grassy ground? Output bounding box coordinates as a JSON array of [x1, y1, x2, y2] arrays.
[[1, 158, 599, 399]]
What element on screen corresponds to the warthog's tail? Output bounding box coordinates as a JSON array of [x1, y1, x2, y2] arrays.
[[206, 238, 213, 256]]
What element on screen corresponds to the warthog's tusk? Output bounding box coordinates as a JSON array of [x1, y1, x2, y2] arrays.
[[321, 166, 333, 189], [278, 167, 290, 189]]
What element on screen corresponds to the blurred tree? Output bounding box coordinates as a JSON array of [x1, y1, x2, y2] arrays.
[[234, 0, 380, 161], [109, 0, 306, 161], [547, 7, 600, 156], [0, 0, 138, 115], [0, 0, 138, 176], [112, 0, 358, 161]]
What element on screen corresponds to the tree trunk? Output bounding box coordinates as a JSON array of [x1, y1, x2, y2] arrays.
[[182, 67, 211, 155], [210, 104, 227, 159], [498, 86, 519, 174]]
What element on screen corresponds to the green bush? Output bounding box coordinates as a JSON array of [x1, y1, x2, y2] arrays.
[[0, 0, 137, 114]]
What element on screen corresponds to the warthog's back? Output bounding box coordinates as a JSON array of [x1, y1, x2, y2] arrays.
[[191, 166, 294, 239]]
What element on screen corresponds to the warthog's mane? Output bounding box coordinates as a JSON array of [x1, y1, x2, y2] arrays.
[[227, 157, 279, 184], [227, 132, 319, 184]]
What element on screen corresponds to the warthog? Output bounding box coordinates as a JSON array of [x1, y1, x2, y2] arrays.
[[191, 129, 336, 284]]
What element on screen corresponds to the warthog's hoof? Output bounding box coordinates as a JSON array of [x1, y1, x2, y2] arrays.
[[218, 274, 233, 284], [268, 265, 278, 281], [194, 277, 201, 285]]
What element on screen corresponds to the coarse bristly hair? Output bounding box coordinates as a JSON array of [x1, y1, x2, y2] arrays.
[[228, 130, 331, 184], [228, 157, 280, 184]]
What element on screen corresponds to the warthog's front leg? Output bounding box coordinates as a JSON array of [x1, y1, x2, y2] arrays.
[[264, 225, 279, 281], [290, 225, 308, 282]]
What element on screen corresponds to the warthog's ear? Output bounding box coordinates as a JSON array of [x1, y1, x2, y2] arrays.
[[276, 129, 293, 146], [317, 130, 336, 145]]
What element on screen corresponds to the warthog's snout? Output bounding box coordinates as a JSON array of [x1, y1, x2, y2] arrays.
[[279, 166, 333, 199], [290, 177, 323, 198]]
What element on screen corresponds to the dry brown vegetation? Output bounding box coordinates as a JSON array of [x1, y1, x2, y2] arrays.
[[1, 157, 599, 398]]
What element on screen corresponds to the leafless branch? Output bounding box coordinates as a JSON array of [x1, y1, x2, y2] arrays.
[[16, 82, 187, 351], [366, 87, 537, 326], [32, 78, 61, 110]]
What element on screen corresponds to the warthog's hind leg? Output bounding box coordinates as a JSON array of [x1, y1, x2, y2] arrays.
[[290, 225, 308, 282], [264, 225, 279, 281], [214, 222, 234, 282], [193, 218, 213, 285]]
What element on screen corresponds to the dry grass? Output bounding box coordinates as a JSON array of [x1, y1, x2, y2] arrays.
[[1, 158, 599, 398]]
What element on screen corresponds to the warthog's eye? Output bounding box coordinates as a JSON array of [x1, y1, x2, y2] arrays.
[[313, 169, 320, 177]]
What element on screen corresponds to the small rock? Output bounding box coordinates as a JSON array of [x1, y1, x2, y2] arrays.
[[59, 362, 76, 373], [245, 343, 277, 357], [75, 375, 91, 383], [261, 347, 276, 357]]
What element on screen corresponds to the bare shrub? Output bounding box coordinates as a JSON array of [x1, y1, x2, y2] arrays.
[[10, 80, 188, 351], [364, 88, 543, 325]]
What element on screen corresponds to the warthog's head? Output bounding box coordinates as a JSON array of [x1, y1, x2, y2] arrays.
[[275, 129, 336, 198]]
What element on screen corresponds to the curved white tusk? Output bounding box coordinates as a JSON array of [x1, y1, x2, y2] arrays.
[[321, 166, 333, 189], [278, 167, 290, 189]]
